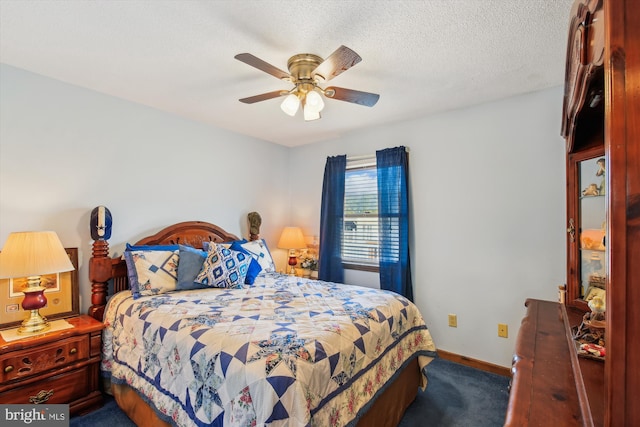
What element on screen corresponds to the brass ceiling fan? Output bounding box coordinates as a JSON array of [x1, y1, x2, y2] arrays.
[[235, 45, 380, 121]]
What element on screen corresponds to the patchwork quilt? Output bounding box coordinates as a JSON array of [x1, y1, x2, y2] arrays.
[[102, 272, 436, 427]]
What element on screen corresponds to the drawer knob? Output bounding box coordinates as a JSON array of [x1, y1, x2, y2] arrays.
[[4, 365, 14, 373], [29, 389, 54, 404], [69, 348, 77, 355]]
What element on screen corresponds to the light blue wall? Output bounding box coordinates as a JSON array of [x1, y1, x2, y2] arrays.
[[287, 87, 567, 367], [0, 64, 566, 367], [0, 64, 291, 314]]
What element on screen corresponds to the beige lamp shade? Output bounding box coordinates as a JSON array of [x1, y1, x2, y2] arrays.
[[277, 227, 307, 250], [0, 231, 74, 278]]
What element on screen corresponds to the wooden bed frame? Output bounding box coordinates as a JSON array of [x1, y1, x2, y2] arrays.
[[88, 220, 421, 427]]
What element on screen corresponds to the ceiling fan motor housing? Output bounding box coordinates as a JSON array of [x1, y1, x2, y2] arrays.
[[287, 54, 326, 96]]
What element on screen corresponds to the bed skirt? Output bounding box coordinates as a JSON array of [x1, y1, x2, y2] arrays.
[[109, 357, 424, 427]]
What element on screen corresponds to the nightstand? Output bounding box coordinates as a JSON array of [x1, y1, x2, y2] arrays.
[[0, 315, 104, 415]]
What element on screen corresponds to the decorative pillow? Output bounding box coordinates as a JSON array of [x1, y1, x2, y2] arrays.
[[123, 245, 179, 299], [235, 239, 276, 273], [229, 241, 263, 284], [176, 245, 209, 290], [195, 243, 251, 288]]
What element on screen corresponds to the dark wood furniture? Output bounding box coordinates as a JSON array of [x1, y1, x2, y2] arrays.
[[0, 315, 104, 415], [507, 0, 640, 425], [562, 0, 606, 313], [88, 220, 426, 427], [505, 299, 604, 426]]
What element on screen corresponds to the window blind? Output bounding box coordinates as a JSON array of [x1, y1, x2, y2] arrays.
[[343, 164, 379, 265]]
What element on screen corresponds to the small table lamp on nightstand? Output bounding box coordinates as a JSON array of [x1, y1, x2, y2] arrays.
[[277, 226, 307, 275], [0, 231, 74, 334]]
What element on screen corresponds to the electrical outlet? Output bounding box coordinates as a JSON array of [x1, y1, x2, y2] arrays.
[[498, 323, 508, 338], [448, 314, 457, 328]]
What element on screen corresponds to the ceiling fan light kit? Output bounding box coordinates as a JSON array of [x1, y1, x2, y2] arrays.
[[235, 46, 379, 121]]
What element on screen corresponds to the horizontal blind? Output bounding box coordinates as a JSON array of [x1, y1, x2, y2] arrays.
[[343, 165, 379, 265]]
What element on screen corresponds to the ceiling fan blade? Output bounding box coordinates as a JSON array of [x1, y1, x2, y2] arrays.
[[235, 53, 291, 80], [312, 46, 362, 81], [324, 86, 380, 107], [239, 90, 287, 104]]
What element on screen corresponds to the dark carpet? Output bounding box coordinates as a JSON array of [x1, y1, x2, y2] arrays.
[[71, 358, 510, 426]]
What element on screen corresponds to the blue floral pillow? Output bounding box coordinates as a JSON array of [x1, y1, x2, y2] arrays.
[[195, 243, 251, 288], [123, 244, 179, 299]]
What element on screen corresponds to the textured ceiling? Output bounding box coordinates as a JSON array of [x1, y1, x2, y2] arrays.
[[0, 0, 573, 147]]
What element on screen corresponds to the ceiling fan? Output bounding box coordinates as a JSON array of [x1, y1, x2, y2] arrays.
[[235, 45, 380, 121]]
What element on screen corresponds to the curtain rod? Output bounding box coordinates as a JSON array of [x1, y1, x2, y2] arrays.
[[347, 147, 409, 161], [346, 154, 375, 161]]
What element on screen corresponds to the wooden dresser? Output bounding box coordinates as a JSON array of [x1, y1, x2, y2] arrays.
[[505, 299, 604, 426], [0, 315, 104, 416]]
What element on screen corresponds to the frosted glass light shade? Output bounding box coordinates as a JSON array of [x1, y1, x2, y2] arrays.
[[0, 231, 74, 278], [305, 90, 325, 112], [303, 107, 321, 121], [281, 93, 300, 116]]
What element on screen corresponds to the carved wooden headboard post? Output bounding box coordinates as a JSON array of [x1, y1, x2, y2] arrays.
[[88, 239, 111, 320]]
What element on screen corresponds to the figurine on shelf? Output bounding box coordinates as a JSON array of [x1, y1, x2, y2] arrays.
[[596, 157, 605, 195], [582, 183, 600, 196], [573, 296, 606, 360]]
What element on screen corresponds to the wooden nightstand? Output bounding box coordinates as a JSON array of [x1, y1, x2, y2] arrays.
[[0, 315, 104, 415]]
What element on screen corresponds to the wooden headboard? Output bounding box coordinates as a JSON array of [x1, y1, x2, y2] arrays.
[[88, 221, 246, 321]]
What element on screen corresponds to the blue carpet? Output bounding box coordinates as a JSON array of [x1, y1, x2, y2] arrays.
[[71, 358, 509, 426], [399, 357, 510, 427]]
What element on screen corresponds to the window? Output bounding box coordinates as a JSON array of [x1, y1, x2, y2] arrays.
[[343, 160, 379, 270]]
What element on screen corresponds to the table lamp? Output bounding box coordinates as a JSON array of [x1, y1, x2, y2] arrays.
[[277, 227, 307, 275], [0, 231, 74, 334]]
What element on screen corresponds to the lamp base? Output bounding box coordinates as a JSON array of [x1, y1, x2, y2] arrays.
[[288, 251, 298, 276], [18, 309, 50, 334], [18, 281, 50, 334]]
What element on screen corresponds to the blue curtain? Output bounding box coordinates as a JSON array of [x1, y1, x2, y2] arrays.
[[318, 155, 346, 283], [376, 146, 413, 300]]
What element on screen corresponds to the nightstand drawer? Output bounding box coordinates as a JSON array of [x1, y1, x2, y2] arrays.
[[0, 365, 92, 405], [0, 335, 88, 383]]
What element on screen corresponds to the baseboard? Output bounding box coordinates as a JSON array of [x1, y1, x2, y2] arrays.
[[437, 349, 511, 377]]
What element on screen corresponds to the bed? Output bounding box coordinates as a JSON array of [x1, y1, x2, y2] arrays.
[[89, 221, 436, 427]]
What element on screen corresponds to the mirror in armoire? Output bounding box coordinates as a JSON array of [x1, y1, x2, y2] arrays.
[[566, 145, 606, 311], [578, 156, 606, 303]]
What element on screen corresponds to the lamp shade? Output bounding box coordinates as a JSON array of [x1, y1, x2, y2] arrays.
[[303, 107, 321, 121], [281, 93, 300, 116], [0, 231, 74, 278], [277, 227, 307, 250], [305, 90, 325, 112]]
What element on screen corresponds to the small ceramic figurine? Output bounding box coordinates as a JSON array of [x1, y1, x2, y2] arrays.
[[248, 212, 261, 240], [583, 183, 600, 196], [588, 296, 606, 321], [596, 157, 605, 195]]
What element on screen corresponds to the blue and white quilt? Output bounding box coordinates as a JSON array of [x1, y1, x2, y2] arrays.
[[102, 272, 436, 427]]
